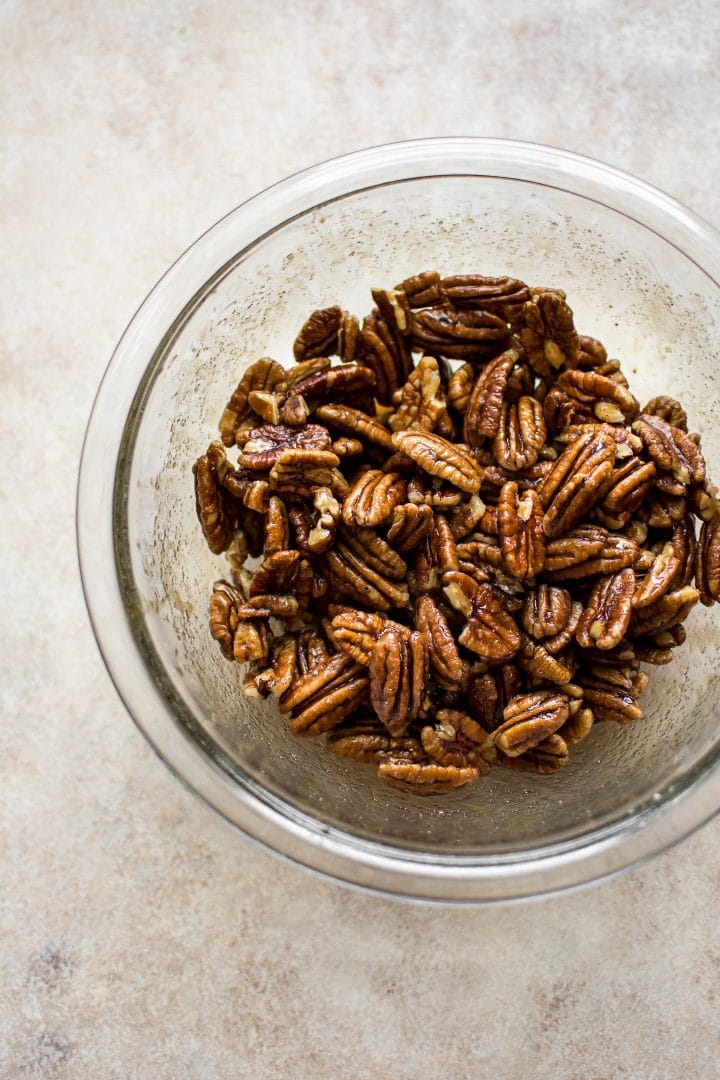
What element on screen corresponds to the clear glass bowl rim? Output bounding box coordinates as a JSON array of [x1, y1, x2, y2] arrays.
[[77, 137, 720, 904]]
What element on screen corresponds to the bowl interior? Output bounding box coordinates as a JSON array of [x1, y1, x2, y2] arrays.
[[117, 174, 720, 855]]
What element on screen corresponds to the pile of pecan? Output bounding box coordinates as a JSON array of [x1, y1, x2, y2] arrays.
[[194, 272, 720, 795]]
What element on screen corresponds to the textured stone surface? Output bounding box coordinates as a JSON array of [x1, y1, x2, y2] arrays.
[[2, 1, 720, 1076]]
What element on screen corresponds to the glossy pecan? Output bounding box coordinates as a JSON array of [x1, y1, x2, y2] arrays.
[[500, 733, 569, 773], [194, 449, 237, 554], [517, 637, 573, 685], [209, 580, 244, 659], [421, 709, 496, 771], [539, 428, 616, 537], [447, 362, 475, 415], [369, 624, 429, 736], [631, 542, 682, 608], [249, 636, 297, 699], [281, 653, 369, 737], [406, 473, 464, 508], [428, 513, 459, 572], [326, 722, 423, 764], [269, 448, 344, 499], [518, 289, 579, 375], [497, 482, 545, 582], [263, 496, 290, 555], [697, 515, 720, 605], [630, 585, 699, 636], [463, 351, 516, 445], [338, 525, 407, 581], [238, 423, 332, 470], [330, 609, 386, 665], [361, 309, 412, 405], [293, 305, 361, 362], [632, 414, 705, 486], [323, 542, 409, 612], [315, 403, 395, 452], [290, 363, 376, 407], [601, 456, 656, 515], [520, 585, 572, 640], [575, 335, 608, 369], [557, 369, 639, 424], [341, 469, 406, 528], [575, 568, 635, 650], [492, 396, 547, 472], [642, 395, 688, 431], [295, 630, 331, 676], [396, 270, 443, 308], [389, 355, 447, 433], [415, 594, 464, 687], [448, 494, 488, 540], [250, 549, 302, 597], [218, 358, 287, 446], [232, 618, 272, 665], [544, 526, 639, 581], [306, 487, 341, 555], [410, 304, 509, 361], [440, 274, 531, 324], [458, 583, 521, 661], [387, 503, 434, 552], [377, 760, 479, 795], [392, 430, 483, 493], [492, 691, 570, 756]]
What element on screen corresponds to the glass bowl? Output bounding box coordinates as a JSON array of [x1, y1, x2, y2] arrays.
[[78, 138, 720, 903]]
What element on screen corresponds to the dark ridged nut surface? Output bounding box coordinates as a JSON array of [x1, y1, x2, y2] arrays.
[[575, 568, 635, 650], [520, 585, 572, 640], [392, 430, 483, 493], [539, 428, 617, 537], [421, 709, 496, 771], [387, 503, 434, 551], [696, 515, 720, 605], [497, 482, 545, 582], [630, 585, 700, 636], [499, 734, 569, 773], [492, 396, 547, 472], [557, 369, 639, 424], [458, 583, 522, 661], [341, 469, 406, 528], [440, 274, 530, 323], [326, 723, 423, 764], [209, 580, 244, 659], [218, 358, 287, 446], [518, 289, 579, 375], [492, 691, 570, 756], [544, 526, 639, 581], [415, 594, 464, 687], [330, 609, 386, 665], [463, 351, 515, 445], [238, 423, 332, 471], [643, 395, 688, 431], [293, 305, 361, 362], [193, 451, 237, 554], [269, 448, 343, 499], [316, 403, 395, 452], [632, 414, 705, 486], [377, 760, 479, 795], [369, 624, 429, 737], [290, 363, 376, 406], [410, 304, 509, 361]]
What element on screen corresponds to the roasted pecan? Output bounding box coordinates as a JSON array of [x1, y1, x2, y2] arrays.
[[296, 630, 331, 673], [448, 494, 488, 539], [332, 436, 364, 458], [630, 585, 699, 636], [330, 609, 386, 665], [457, 538, 504, 571], [338, 525, 407, 582], [575, 335, 608, 369], [194, 450, 237, 554], [377, 760, 479, 795], [389, 355, 447, 433], [518, 289, 579, 375], [601, 456, 656, 515], [392, 430, 483, 493], [232, 618, 271, 664], [492, 396, 547, 472], [500, 734, 569, 773], [218, 358, 287, 446], [642, 395, 688, 431], [326, 722, 423, 763], [315, 403, 395, 452], [557, 369, 639, 424], [410, 304, 509, 361], [250, 549, 302, 596], [576, 568, 635, 650], [235, 593, 299, 620], [250, 635, 297, 699], [306, 487, 341, 555], [631, 542, 682, 608], [269, 448, 343, 499], [290, 363, 376, 407], [361, 309, 412, 404], [428, 514, 459, 572], [279, 394, 310, 427], [406, 473, 464, 508], [415, 594, 464, 686], [697, 515, 720, 605], [209, 580, 244, 659], [323, 543, 409, 612], [517, 637, 572, 685], [369, 624, 428, 736], [421, 709, 496, 771], [544, 526, 639, 581], [341, 469, 406, 528], [396, 270, 443, 308], [387, 503, 434, 551], [578, 678, 642, 725], [281, 653, 369, 737], [238, 423, 332, 471], [632, 414, 705, 486], [520, 585, 572, 640], [463, 351, 516, 445], [539, 428, 616, 537], [440, 274, 531, 324], [458, 583, 521, 661], [263, 496, 290, 555], [447, 363, 475, 415], [497, 482, 545, 582], [293, 305, 360, 362], [492, 691, 570, 756]]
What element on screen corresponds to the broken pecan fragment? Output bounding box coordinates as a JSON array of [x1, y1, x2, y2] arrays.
[[492, 691, 570, 756], [238, 423, 332, 470], [369, 624, 428, 737], [392, 430, 483, 493]]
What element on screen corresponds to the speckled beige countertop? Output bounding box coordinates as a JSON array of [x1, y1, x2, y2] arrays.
[[2, 2, 720, 1076]]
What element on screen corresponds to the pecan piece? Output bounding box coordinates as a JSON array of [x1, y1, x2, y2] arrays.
[[447, 362, 475, 414], [518, 288, 579, 374], [341, 469, 406, 528], [415, 595, 464, 686], [250, 636, 297, 699], [193, 450, 237, 554], [421, 710, 496, 771], [281, 654, 369, 736], [209, 580, 244, 659], [440, 274, 530, 324], [463, 351, 516, 445], [250, 549, 302, 596], [497, 482, 545, 582], [576, 568, 635, 650], [520, 585, 572, 640], [492, 691, 570, 756], [330, 609, 386, 665], [315, 403, 395, 452], [642, 395, 688, 431], [218, 358, 287, 446], [269, 448, 343, 499], [263, 496, 290, 554], [306, 487, 341, 556], [448, 494, 487, 540], [632, 542, 682, 608], [232, 618, 271, 665], [238, 423, 332, 470], [361, 309, 412, 404], [428, 514, 459, 572], [369, 624, 429, 737], [396, 270, 443, 308], [539, 428, 617, 538], [557, 369, 639, 424], [632, 414, 705, 486], [338, 525, 407, 581], [601, 456, 656, 515], [458, 583, 521, 661], [392, 430, 483, 493], [387, 503, 434, 552], [697, 515, 720, 605], [499, 734, 569, 773], [544, 526, 639, 581], [290, 363, 376, 407], [630, 585, 699, 636], [410, 304, 509, 361], [406, 473, 464, 508], [377, 760, 479, 795], [326, 722, 423, 764], [492, 396, 547, 472], [389, 355, 447, 433], [293, 306, 360, 362], [579, 679, 642, 726], [517, 637, 573, 685]]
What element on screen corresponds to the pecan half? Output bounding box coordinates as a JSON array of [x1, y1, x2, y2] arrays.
[[389, 355, 447, 433], [194, 450, 237, 554], [575, 568, 635, 650], [387, 503, 434, 551], [518, 289, 579, 374], [458, 583, 521, 661], [250, 636, 297, 699], [392, 430, 483, 493], [330, 609, 386, 665], [377, 760, 479, 795], [492, 396, 547, 472], [642, 395, 688, 432], [492, 691, 570, 756], [497, 482, 545, 582], [632, 414, 705, 486], [290, 363, 376, 406], [341, 469, 406, 528], [544, 526, 639, 581], [499, 733, 569, 773], [630, 585, 699, 636], [323, 544, 409, 612], [410, 304, 509, 361], [539, 428, 617, 537], [293, 305, 360, 362], [463, 351, 515, 444], [361, 309, 412, 404], [631, 542, 682, 608], [218, 358, 287, 446], [369, 624, 429, 736], [696, 515, 720, 605], [415, 594, 464, 686], [326, 722, 423, 763], [238, 423, 332, 470], [232, 618, 271, 664], [281, 653, 369, 736], [269, 448, 343, 499], [520, 585, 571, 640], [441, 274, 531, 323], [209, 580, 244, 659], [421, 709, 496, 771], [315, 403, 395, 452], [447, 362, 475, 414], [557, 369, 639, 424]]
